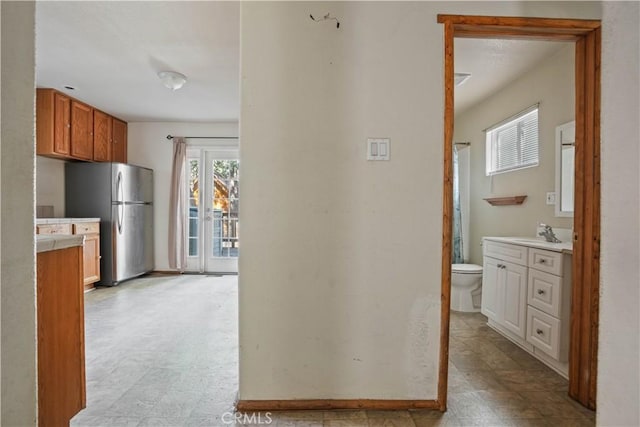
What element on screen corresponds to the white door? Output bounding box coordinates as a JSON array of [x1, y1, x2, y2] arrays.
[[502, 261, 528, 338], [481, 257, 501, 322], [185, 146, 239, 273]]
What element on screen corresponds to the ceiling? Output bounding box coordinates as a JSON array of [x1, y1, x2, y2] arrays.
[[35, 1, 240, 122], [36, 3, 567, 123], [454, 38, 569, 114]]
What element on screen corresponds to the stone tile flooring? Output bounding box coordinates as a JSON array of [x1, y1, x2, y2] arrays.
[[72, 276, 595, 426]]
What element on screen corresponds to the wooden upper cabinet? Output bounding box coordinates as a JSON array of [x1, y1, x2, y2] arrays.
[[54, 93, 72, 155], [70, 101, 94, 160], [36, 89, 71, 157], [37, 88, 127, 163], [112, 118, 127, 163], [93, 110, 112, 162]]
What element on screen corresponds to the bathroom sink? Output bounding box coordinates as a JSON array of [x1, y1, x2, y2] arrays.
[[512, 238, 550, 244], [484, 236, 573, 253]]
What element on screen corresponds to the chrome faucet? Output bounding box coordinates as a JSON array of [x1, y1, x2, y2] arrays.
[[538, 224, 561, 243]]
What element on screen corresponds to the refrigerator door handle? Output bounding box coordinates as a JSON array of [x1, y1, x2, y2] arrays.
[[117, 171, 124, 202], [117, 171, 124, 234], [117, 204, 124, 234]]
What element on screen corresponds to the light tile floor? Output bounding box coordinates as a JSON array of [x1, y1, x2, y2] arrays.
[[72, 276, 595, 427]]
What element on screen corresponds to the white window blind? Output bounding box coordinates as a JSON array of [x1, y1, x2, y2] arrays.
[[485, 106, 539, 175]]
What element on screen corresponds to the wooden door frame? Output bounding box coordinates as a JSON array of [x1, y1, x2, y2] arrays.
[[437, 15, 601, 411]]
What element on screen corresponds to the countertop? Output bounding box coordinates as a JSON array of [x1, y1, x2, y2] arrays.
[[37, 218, 100, 224], [37, 234, 84, 253], [484, 236, 573, 254]]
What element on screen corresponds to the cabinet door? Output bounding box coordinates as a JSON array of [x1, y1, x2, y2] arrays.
[[502, 262, 528, 338], [37, 246, 85, 426], [53, 92, 71, 155], [112, 118, 127, 163], [82, 234, 101, 287], [71, 101, 94, 160], [481, 257, 502, 322], [93, 110, 112, 162]]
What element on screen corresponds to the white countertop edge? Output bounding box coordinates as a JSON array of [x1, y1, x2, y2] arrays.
[[36, 234, 84, 253], [483, 236, 573, 254], [36, 218, 101, 225]]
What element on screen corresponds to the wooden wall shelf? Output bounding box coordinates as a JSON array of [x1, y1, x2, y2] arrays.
[[483, 195, 527, 206]]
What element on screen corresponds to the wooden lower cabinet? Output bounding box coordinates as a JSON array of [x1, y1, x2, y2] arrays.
[[37, 245, 86, 427], [82, 234, 100, 289], [37, 221, 101, 291], [73, 222, 101, 291]]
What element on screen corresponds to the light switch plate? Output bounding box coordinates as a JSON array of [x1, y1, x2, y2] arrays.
[[367, 138, 390, 161]]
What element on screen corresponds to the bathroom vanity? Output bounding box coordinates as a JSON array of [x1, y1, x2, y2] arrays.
[[481, 236, 573, 378]]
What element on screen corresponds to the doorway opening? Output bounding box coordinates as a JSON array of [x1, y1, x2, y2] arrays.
[[186, 143, 240, 273], [437, 15, 601, 412]]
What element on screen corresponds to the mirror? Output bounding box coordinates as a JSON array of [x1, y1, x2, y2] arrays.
[[555, 120, 575, 217]]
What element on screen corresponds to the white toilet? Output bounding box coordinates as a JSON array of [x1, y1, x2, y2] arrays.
[[451, 264, 483, 312]]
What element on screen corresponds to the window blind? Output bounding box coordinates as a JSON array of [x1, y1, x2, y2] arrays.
[[486, 106, 539, 176]]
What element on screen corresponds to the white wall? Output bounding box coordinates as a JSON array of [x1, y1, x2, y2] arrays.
[[455, 45, 575, 265], [239, 1, 601, 401], [35, 156, 65, 217], [1, 2, 37, 425], [128, 121, 238, 271], [598, 2, 640, 425]]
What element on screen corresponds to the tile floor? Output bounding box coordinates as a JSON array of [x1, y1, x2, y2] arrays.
[[72, 275, 595, 427]]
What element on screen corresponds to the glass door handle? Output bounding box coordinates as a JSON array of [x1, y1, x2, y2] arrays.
[[205, 216, 212, 221]]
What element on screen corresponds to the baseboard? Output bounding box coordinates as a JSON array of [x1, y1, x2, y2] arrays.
[[147, 270, 182, 276], [236, 399, 440, 412], [148, 270, 239, 276]]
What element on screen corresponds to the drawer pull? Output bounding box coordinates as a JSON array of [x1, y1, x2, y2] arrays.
[[537, 289, 545, 295], [536, 329, 544, 335], [539, 259, 547, 264]]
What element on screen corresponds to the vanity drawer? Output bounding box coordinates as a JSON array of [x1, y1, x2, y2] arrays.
[[528, 248, 563, 275], [483, 240, 528, 266], [527, 306, 562, 360], [73, 222, 100, 235], [36, 223, 72, 235], [528, 269, 562, 317]]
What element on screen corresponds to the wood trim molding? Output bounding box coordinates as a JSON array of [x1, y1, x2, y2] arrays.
[[437, 18, 455, 413], [437, 15, 600, 30], [569, 27, 601, 410], [236, 399, 440, 412], [437, 15, 600, 42], [438, 14, 601, 411]]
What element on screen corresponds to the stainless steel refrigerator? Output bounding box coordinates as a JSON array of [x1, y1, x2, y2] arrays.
[[66, 162, 154, 286]]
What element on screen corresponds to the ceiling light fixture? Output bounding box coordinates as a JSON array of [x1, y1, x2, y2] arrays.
[[158, 71, 187, 91], [454, 72, 471, 87]]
